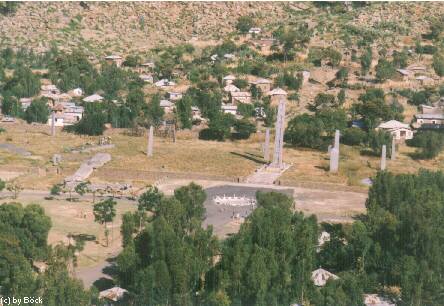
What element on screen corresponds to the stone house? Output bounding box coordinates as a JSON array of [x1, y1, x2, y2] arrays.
[[83, 94, 104, 103], [376, 120, 413, 141], [139, 74, 154, 83], [104, 55, 123, 67], [311, 268, 339, 287], [224, 84, 240, 93], [251, 78, 272, 93], [160, 100, 174, 113], [413, 113, 444, 129], [223, 75, 236, 85], [230, 91, 252, 104], [221, 104, 237, 115]]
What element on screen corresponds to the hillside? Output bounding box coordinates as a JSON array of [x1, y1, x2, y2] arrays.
[[0, 2, 443, 57]]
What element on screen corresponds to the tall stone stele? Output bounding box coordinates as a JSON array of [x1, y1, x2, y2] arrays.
[[51, 111, 56, 136], [271, 97, 286, 169], [391, 137, 396, 160], [329, 130, 340, 173], [381, 144, 387, 171], [264, 128, 270, 162], [147, 126, 154, 157]]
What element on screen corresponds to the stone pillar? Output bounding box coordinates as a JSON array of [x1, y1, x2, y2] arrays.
[[147, 126, 154, 157], [381, 145, 387, 171], [51, 111, 56, 136], [329, 148, 339, 173], [264, 128, 270, 162], [272, 98, 286, 169], [334, 129, 340, 151], [391, 138, 396, 160]]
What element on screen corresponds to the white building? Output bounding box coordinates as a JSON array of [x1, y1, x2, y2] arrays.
[[376, 120, 413, 140], [160, 100, 174, 113], [311, 268, 339, 287], [99, 286, 128, 305], [168, 92, 183, 101], [364, 294, 395, 306], [155, 79, 176, 88], [221, 104, 238, 115], [83, 94, 104, 103], [249, 27, 262, 34], [224, 84, 240, 93], [139, 74, 154, 83], [223, 75, 236, 85], [104, 55, 123, 67]]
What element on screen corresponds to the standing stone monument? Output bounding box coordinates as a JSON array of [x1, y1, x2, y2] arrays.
[[147, 126, 154, 157], [264, 128, 270, 162], [271, 98, 286, 169], [51, 111, 56, 137], [329, 130, 340, 173], [381, 145, 387, 171], [391, 138, 396, 160]]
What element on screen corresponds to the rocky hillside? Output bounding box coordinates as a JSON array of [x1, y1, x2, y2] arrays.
[[0, 2, 297, 55], [0, 2, 443, 57]]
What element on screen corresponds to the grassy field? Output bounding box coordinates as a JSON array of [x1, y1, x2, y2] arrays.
[[1, 121, 444, 192]]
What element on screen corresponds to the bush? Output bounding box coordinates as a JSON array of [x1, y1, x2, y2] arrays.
[[50, 184, 62, 196], [367, 130, 392, 156], [198, 128, 225, 141], [406, 131, 444, 159], [235, 16, 255, 33], [284, 114, 325, 149], [233, 119, 256, 139], [66, 112, 106, 136], [24, 98, 50, 124], [433, 53, 444, 77], [342, 128, 367, 146]]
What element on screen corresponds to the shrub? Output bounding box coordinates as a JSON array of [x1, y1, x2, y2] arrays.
[[342, 128, 367, 146], [198, 128, 225, 141]]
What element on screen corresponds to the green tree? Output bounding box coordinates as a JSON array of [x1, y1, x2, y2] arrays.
[[236, 16, 255, 33], [176, 95, 193, 129], [145, 94, 165, 127], [375, 59, 396, 82], [308, 93, 337, 113], [233, 119, 257, 139], [285, 114, 325, 149], [93, 198, 117, 246], [367, 130, 392, 156], [432, 53, 444, 77], [24, 98, 50, 124], [360, 48, 372, 75]]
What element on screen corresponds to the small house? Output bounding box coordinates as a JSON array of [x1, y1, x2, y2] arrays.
[[41, 84, 60, 97], [168, 92, 182, 101], [248, 27, 262, 34], [68, 88, 83, 97], [224, 84, 240, 93], [230, 91, 252, 104], [223, 75, 236, 85], [83, 94, 104, 103], [155, 79, 176, 88], [311, 268, 339, 287], [19, 98, 32, 110], [396, 69, 412, 81], [104, 55, 123, 67], [210, 54, 218, 62], [252, 78, 272, 93], [413, 113, 444, 129], [222, 104, 238, 115], [32, 261, 48, 274], [376, 120, 413, 140], [47, 114, 65, 127], [160, 100, 174, 113], [364, 294, 395, 306], [139, 74, 154, 83], [99, 286, 128, 306], [224, 53, 236, 60]]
